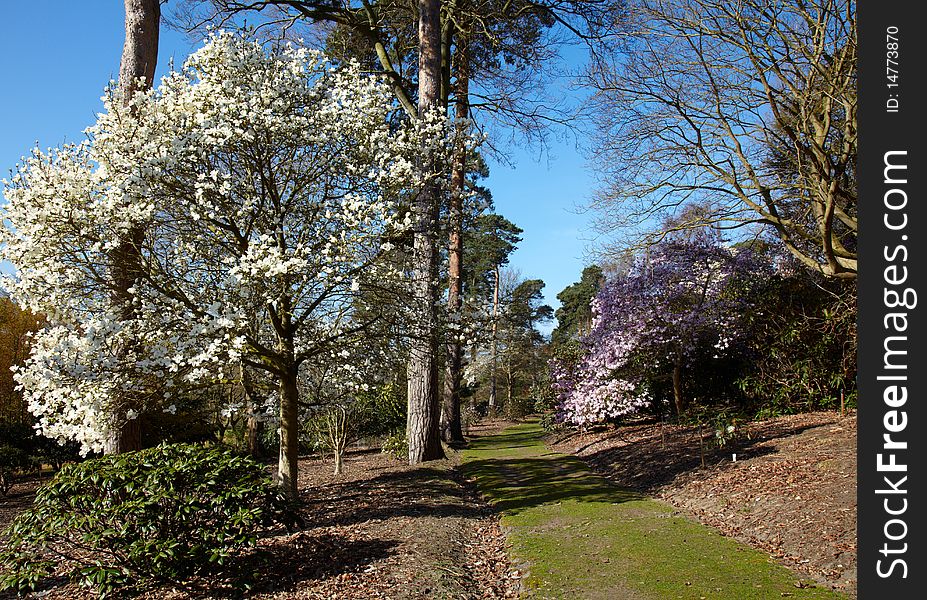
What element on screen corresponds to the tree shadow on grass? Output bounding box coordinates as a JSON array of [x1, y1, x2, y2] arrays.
[[465, 429, 541, 452], [460, 455, 643, 514]]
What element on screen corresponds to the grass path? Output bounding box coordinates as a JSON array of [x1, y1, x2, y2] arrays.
[[460, 420, 846, 600]]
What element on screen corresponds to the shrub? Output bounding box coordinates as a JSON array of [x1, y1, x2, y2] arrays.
[[504, 395, 535, 420], [303, 404, 353, 475], [0, 443, 297, 595], [355, 382, 406, 438], [380, 429, 408, 461], [538, 412, 562, 433], [461, 401, 480, 435], [300, 382, 408, 472], [29, 435, 82, 471], [735, 269, 856, 416]]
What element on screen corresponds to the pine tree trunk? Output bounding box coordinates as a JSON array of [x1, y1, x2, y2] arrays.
[[105, 0, 159, 455], [407, 0, 446, 464], [119, 0, 159, 95], [441, 338, 464, 442], [488, 265, 500, 416], [506, 353, 513, 412], [441, 32, 469, 445]]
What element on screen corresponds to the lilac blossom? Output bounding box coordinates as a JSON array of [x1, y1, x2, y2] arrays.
[[553, 237, 765, 426]]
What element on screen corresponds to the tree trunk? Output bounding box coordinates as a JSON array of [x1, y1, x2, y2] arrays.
[[407, 0, 446, 464], [488, 265, 500, 416], [105, 0, 160, 455], [506, 351, 513, 411], [247, 415, 263, 458], [242, 365, 263, 458], [672, 360, 685, 417], [408, 344, 443, 462], [119, 0, 160, 96], [327, 406, 348, 476], [277, 365, 300, 499], [106, 418, 141, 454], [441, 31, 469, 445], [441, 336, 464, 443]]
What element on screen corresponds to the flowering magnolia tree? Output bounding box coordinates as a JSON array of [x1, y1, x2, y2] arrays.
[[2, 33, 447, 498], [552, 237, 765, 426]]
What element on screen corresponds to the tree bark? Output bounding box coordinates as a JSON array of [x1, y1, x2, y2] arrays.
[[488, 265, 500, 416], [441, 31, 469, 445], [441, 330, 464, 442], [247, 415, 263, 458], [119, 0, 160, 96], [407, 0, 445, 464], [505, 351, 513, 411], [277, 365, 300, 499], [242, 365, 263, 458], [672, 359, 685, 417], [105, 0, 160, 455]]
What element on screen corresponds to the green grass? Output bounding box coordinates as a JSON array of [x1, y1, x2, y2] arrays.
[[460, 419, 847, 600]]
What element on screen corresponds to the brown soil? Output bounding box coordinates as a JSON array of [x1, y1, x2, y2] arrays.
[[0, 422, 520, 599], [550, 410, 857, 598]]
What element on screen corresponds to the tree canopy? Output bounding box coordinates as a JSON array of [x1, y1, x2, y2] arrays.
[[587, 0, 857, 278], [1, 33, 443, 495]]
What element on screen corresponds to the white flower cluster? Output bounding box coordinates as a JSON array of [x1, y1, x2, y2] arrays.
[[2, 32, 449, 452]]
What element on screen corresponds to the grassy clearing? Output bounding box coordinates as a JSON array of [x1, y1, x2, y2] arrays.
[[460, 420, 846, 600]]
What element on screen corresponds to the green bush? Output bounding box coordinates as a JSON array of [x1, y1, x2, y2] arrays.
[[380, 429, 408, 461], [0, 443, 297, 595], [504, 395, 535, 420], [355, 382, 406, 437], [538, 411, 562, 432], [735, 271, 856, 417], [299, 383, 406, 456]]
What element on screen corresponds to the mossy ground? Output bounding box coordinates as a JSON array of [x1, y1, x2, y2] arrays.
[[460, 420, 847, 600]]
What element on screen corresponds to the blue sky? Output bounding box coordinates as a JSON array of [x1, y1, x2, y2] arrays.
[[0, 2, 599, 326]]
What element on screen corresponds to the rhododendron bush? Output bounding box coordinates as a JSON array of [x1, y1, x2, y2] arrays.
[[1, 33, 448, 493], [552, 237, 765, 426]]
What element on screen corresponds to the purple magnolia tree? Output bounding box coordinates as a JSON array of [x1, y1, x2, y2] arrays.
[[553, 237, 765, 426]]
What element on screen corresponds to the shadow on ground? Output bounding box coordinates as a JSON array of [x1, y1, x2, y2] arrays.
[[460, 455, 641, 513], [302, 466, 486, 528], [458, 422, 642, 514], [568, 420, 829, 493], [0, 531, 399, 600], [234, 532, 398, 597]]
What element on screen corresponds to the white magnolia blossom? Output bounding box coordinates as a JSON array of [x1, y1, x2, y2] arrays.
[[2, 32, 454, 454]]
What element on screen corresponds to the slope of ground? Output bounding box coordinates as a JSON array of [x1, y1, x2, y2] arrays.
[[550, 411, 857, 598], [462, 419, 846, 600]]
